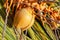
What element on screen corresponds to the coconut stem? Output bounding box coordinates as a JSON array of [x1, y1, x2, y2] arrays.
[[55, 29, 59, 40], [2, 9, 9, 40], [13, 27, 19, 40]]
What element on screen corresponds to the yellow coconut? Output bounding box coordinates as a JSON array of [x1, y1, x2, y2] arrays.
[[13, 7, 35, 31]]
